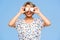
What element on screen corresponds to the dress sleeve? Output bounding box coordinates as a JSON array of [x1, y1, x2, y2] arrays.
[[37, 17, 44, 28], [15, 18, 22, 30]]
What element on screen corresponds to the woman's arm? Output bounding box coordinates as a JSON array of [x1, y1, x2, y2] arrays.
[[8, 12, 22, 27], [34, 7, 51, 26], [8, 7, 25, 27], [37, 12, 51, 26]]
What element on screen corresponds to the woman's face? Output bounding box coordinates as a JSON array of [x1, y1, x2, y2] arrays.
[[24, 5, 34, 17]]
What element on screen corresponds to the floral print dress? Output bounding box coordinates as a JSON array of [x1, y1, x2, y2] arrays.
[[15, 18, 44, 40]]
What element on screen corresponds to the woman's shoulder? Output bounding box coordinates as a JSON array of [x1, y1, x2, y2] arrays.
[[34, 18, 42, 21], [34, 17, 43, 23], [16, 18, 23, 22]]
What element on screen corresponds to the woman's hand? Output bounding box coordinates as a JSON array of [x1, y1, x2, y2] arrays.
[[33, 7, 40, 14], [19, 6, 25, 14]]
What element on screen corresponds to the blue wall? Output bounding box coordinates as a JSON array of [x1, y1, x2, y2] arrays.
[[0, 0, 60, 40]]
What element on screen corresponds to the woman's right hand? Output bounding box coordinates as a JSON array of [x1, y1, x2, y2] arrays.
[[19, 6, 25, 14]]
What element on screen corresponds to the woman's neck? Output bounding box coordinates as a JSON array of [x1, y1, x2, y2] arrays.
[[25, 17, 33, 20]]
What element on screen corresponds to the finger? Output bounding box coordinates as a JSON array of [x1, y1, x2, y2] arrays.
[[34, 7, 38, 9], [21, 6, 25, 10], [21, 7, 25, 11], [33, 11, 36, 13], [23, 11, 26, 14], [34, 7, 40, 10], [24, 11, 26, 13]]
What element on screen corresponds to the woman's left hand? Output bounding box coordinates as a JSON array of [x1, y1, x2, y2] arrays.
[[33, 7, 40, 14]]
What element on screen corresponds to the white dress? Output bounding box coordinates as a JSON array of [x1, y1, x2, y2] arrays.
[[15, 18, 44, 40]]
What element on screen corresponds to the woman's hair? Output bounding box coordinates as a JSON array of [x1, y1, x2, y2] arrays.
[[23, 1, 36, 7]]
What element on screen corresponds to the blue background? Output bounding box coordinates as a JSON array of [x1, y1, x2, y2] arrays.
[[0, 0, 60, 40]]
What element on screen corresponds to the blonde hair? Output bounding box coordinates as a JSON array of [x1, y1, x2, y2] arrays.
[[23, 1, 36, 7]]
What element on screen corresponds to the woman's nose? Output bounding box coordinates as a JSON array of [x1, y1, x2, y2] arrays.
[[28, 9, 31, 11]]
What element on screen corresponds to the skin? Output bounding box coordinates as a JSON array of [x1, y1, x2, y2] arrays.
[[8, 4, 51, 28]]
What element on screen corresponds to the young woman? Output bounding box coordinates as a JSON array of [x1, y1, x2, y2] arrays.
[[8, 2, 51, 40]]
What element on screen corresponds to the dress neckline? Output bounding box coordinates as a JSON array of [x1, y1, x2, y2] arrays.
[[23, 18, 35, 25]]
